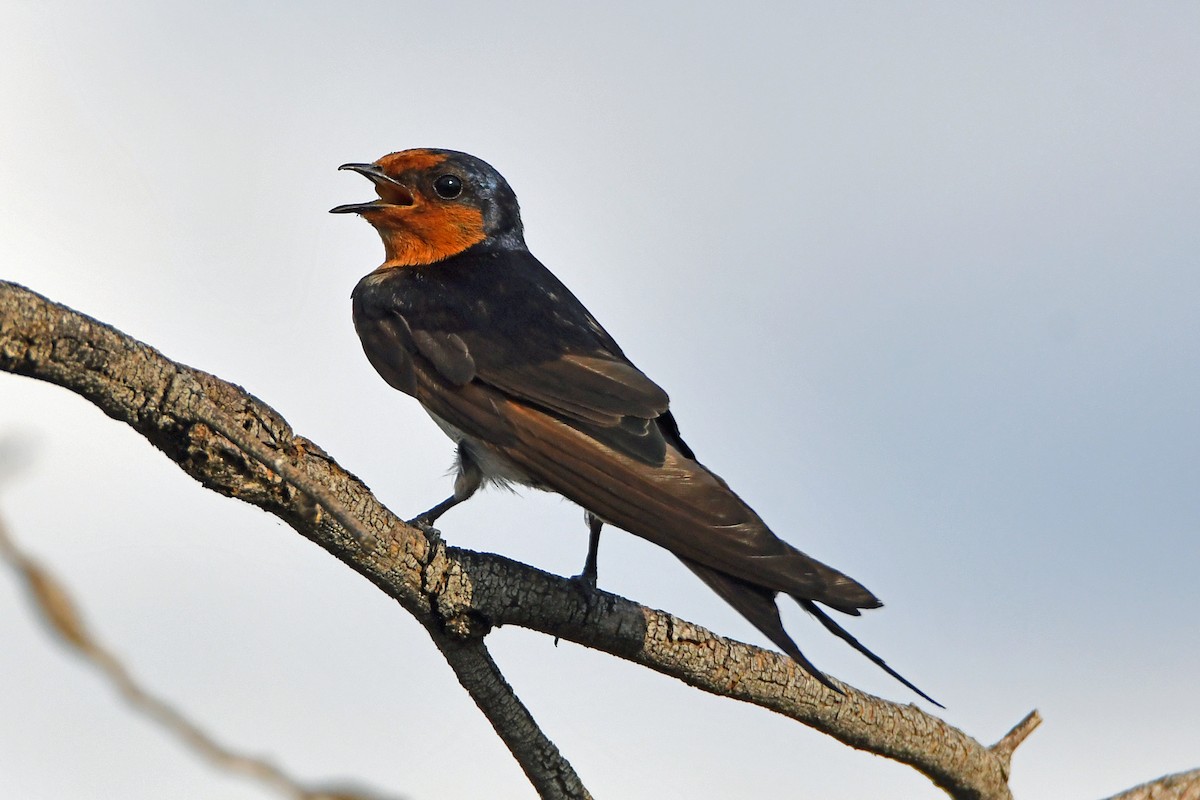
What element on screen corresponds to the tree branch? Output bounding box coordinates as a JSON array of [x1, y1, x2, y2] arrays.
[[989, 710, 1042, 780], [431, 634, 592, 800], [1, 279, 1027, 799], [1102, 769, 1200, 800], [0, 280, 588, 797]]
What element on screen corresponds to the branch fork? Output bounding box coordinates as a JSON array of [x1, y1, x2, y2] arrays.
[[0, 279, 1092, 800]]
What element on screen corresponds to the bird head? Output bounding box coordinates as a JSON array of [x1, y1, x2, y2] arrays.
[[331, 148, 525, 268]]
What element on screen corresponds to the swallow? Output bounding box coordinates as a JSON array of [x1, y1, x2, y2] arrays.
[[332, 148, 936, 704]]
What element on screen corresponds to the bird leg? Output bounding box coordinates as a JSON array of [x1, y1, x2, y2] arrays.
[[406, 443, 482, 536], [407, 495, 460, 529], [572, 512, 604, 590]]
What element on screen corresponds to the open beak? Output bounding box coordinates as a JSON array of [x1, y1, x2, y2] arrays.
[[330, 163, 416, 214]]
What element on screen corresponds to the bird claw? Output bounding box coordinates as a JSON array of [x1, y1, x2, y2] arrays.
[[569, 570, 597, 595], [406, 518, 443, 545]]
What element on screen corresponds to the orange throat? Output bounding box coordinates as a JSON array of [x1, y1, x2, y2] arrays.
[[372, 203, 487, 268]]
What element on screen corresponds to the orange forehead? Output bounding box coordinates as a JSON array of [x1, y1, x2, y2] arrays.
[[375, 149, 450, 174]]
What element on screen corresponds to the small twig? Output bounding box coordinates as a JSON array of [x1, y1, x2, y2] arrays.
[[989, 709, 1043, 778]]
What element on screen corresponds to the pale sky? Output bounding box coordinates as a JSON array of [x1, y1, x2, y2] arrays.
[[1, 3, 1198, 798]]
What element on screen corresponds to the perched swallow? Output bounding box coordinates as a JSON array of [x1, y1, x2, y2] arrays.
[[333, 148, 935, 704]]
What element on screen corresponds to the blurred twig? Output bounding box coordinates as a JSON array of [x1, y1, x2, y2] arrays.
[[0, 510, 399, 800]]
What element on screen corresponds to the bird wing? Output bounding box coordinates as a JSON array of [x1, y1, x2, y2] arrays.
[[351, 259, 946, 703], [351, 253, 879, 604], [359, 319, 877, 611], [353, 252, 672, 464]]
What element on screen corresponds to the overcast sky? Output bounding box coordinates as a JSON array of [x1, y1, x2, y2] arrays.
[[2, 3, 1198, 798]]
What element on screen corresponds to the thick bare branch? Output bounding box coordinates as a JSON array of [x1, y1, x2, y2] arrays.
[[0, 280, 1028, 799], [0, 280, 587, 798]]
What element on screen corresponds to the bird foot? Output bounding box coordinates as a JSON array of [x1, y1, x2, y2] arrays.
[[406, 518, 443, 545], [569, 570, 597, 596]]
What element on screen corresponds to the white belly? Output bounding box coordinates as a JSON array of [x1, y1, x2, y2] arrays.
[[425, 409, 540, 488]]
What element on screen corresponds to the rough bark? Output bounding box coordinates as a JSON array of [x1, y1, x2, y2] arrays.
[[0, 279, 1055, 799]]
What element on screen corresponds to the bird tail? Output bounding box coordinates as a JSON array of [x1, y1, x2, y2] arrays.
[[793, 596, 942, 707], [682, 557, 942, 707], [782, 546, 882, 615], [682, 558, 843, 694]]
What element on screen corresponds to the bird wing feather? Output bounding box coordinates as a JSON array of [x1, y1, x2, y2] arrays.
[[352, 257, 879, 606], [398, 346, 878, 609]]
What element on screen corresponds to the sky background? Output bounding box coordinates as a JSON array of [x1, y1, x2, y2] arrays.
[[1, 3, 1198, 798]]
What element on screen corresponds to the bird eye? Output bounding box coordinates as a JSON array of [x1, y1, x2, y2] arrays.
[[433, 174, 463, 199]]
